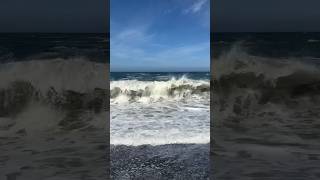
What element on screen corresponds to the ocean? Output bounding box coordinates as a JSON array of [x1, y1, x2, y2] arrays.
[[212, 32, 320, 179], [2, 32, 319, 179], [0, 33, 109, 179], [110, 72, 210, 179]]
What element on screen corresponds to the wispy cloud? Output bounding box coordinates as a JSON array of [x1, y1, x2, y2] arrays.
[[111, 25, 151, 62], [184, 0, 208, 14], [110, 0, 209, 71], [111, 24, 209, 70], [113, 25, 153, 44]]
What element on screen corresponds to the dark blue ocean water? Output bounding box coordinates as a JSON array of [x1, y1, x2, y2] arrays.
[[110, 72, 210, 81], [0, 33, 108, 63], [213, 32, 320, 59]]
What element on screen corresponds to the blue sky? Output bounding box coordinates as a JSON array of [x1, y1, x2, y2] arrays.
[[111, 0, 209, 72]]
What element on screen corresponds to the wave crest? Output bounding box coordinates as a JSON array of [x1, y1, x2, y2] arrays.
[[0, 59, 108, 132], [214, 45, 320, 101], [0, 58, 108, 92], [213, 44, 320, 127], [110, 77, 209, 103]]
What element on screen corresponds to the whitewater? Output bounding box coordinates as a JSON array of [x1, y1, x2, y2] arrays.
[[110, 74, 210, 145]]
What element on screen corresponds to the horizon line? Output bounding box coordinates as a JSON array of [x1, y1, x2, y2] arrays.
[[110, 71, 210, 73]]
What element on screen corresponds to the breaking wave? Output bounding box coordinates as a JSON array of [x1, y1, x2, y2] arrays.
[[111, 76, 210, 146], [110, 77, 209, 103], [0, 59, 108, 132], [213, 44, 320, 127], [0, 58, 108, 92]]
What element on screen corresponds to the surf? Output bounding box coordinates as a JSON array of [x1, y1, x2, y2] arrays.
[[213, 44, 320, 128], [110, 74, 210, 146], [111, 76, 209, 103], [0, 59, 108, 134]]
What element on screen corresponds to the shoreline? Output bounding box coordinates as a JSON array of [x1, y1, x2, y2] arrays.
[[111, 143, 209, 179]]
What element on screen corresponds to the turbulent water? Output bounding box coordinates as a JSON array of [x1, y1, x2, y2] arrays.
[[3, 32, 319, 179], [111, 72, 210, 145], [212, 33, 320, 179], [0, 34, 108, 179], [110, 72, 210, 179]]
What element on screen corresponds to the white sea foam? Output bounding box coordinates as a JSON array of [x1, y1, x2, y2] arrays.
[[110, 77, 210, 146], [110, 76, 209, 103]]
